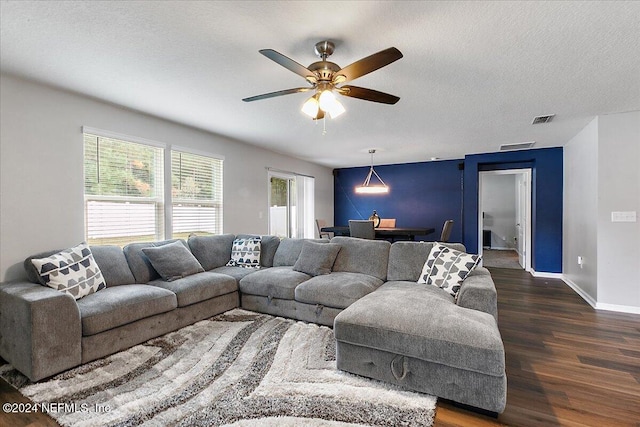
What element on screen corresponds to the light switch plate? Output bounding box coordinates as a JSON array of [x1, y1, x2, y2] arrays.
[[611, 211, 637, 222]]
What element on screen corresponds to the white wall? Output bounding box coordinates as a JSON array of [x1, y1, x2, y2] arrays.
[[596, 111, 640, 309], [0, 74, 334, 281], [481, 173, 516, 249], [563, 111, 640, 312], [563, 117, 599, 303]]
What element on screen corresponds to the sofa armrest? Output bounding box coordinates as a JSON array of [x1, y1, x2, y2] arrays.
[[456, 271, 498, 322], [0, 281, 81, 381]]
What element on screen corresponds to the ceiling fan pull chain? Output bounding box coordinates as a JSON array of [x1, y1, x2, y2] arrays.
[[322, 116, 327, 135]]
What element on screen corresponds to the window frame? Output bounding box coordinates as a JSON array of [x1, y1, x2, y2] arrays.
[[82, 127, 224, 246]]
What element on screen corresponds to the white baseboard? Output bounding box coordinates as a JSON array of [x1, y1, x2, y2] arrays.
[[562, 277, 597, 309], [595, 302, 640, 315], [561, 277, 640, 314], [530, 270, 563, 279]]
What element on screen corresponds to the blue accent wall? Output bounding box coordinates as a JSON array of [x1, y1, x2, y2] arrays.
[[334, 159, 464, 242], [333, 147, 563, 273], [463, 147, 563, 273]]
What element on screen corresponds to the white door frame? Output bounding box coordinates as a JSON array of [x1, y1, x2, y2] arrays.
[[478, 169, 532, 272]]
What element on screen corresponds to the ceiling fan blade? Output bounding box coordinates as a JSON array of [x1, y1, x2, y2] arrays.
[[259, 49, 317, 81], [242, 87, 313, 102], [335, 47, 403, 83], [338, 85, 400, 104]]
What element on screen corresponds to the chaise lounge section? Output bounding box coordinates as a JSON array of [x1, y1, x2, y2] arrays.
[[334, 242, 506, 414]]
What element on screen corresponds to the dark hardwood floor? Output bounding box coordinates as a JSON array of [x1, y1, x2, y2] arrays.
[[436, 268, 640, 427], [2, 268, 639, 426]]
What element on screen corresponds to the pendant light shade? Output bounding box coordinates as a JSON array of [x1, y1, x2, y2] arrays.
[[355, 150, 389, 194]]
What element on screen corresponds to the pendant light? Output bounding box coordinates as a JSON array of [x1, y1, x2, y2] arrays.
[[355, 149, 389, 194]]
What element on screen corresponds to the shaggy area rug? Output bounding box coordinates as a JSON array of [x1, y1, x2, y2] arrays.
[[1, 309, 436, 426]]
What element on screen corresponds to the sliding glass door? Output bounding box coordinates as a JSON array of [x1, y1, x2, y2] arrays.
[[269, 173, 296, 238], [268, 171, 314, 238]]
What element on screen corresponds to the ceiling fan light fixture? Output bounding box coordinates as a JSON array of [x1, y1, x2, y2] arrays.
[[318, 89, 336, 110], [354, 149, 389, 194], [318, 89, 345, 118], [327, 98, 345, 119], [301, 95, 320, 118]]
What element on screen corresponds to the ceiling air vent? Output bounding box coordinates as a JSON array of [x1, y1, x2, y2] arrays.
[[532, 114, 555, 124], [500, 141, 536, 151]]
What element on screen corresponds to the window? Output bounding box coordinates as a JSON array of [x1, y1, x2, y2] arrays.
[[171, 150, 223, 238], [83, 129, 224, 246], [84, 133, 164, 246]]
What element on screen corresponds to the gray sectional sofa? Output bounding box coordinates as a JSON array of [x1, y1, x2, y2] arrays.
[[0, 234, 506, 414]]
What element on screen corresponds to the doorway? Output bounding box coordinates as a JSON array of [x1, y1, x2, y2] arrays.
[[478, 169, 532, 271]]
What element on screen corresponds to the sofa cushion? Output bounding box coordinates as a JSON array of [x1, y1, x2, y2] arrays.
[[226, 237, 262, 269], [239, 266, 311, 300], [294, 272, 383, 309], [236, 234, 280, 267], [273, 238, 329, 267], [334, 280, 504, 377], [31, 242, 106, 300], [188, 234, 236, 270], [455, 270, 499, 320], [123, 239, 186, 283], [142, 240, 204, 281], [418, 244, 481, 298], [76, 285, 177, 336], [330, 236, 391, 281], [90, 245, 136, 286], [387, 242, 466, 282], [148, 271, 237, 307], [293, 241, 341, 276], [210, 266, 258, 282]]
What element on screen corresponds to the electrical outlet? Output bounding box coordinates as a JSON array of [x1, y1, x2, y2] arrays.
[[577, 256, 584, 269]]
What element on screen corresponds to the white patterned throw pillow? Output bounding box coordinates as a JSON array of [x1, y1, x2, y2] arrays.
[[31, 242, 106, 300], [226, 237, 262, 269], [418, 243, 481, 298]]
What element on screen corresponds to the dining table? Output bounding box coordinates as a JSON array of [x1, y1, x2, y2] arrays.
[[320, 226, 436, 241]]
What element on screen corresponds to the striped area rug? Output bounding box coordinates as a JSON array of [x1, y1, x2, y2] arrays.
[[1, 309, 436, 426]]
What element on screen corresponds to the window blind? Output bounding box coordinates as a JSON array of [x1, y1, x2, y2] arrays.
[[171, 150, 223, 238], [84, 134, 164, 246]]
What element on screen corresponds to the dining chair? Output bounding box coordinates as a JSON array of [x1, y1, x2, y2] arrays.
[[440, 220, 454, 242], [316, 219, 332, 239], [378, 218, 396, 228], [349, 220, 376, 240]]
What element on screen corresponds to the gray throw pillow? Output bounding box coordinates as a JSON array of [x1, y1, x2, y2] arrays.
[[142, 240, 204, 281], [293, 241, 341, 276]]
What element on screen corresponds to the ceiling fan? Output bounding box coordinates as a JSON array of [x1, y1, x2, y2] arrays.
[[242, 41, 403, 120]]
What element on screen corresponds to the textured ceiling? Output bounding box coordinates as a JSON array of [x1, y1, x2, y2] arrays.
[[1, 1, 639, 168]]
